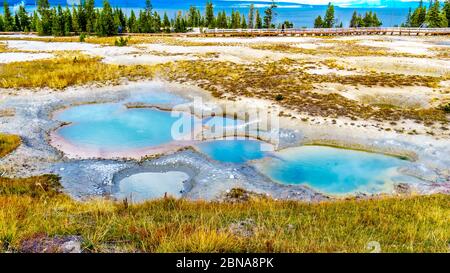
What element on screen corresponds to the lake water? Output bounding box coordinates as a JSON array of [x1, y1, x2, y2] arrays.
[[0, 0, 419, 27]]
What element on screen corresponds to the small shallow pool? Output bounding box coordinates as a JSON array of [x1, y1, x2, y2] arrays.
[[253, 146, 413, 195], [116, 171, 189, 202], [196, 139, 269, 163]]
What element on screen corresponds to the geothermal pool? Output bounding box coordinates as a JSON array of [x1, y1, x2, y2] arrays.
[[116, 171, 189, 202], [52, 96, 417, 198], [197, 139, 267, 163], [253, 146, 412, 195], [54, 103, 186, 151]]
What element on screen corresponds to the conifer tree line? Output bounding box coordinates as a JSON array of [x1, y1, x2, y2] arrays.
[[403, 0, 449, 27], [349, 11, 382, 27], [0, 0, 291, 36], [313, 1, 450, 28], [314, 3, 382, 28]]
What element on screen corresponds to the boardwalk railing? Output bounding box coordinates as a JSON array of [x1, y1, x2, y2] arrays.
[[203, 27, 450, 36], [1, 27, 449, 38]]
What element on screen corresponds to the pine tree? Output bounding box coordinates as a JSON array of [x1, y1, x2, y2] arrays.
[[216, 11, 226, 28], [14, 14, 20, 31], [362, 12, 373, 27], [350, 11, 359, 27], [444, 0, 450, 26], [71, 6, 79, 33], [197, 9, 204, 27], [51, 8, 61, 36], [411, 0, 427, 27], [323, 3, 335, 28], [314, 15, 323, 28], [76, 3, 85, 32], [56, 5, 66, 35], [64, 7, 72, 35], [230, 10, 236, 29], [138, 0, 154, 33], [37, 0, 52, 35], [113, 12, 122, 33], [0, 15, 4, 32], [234, 10, 242, 29], [85, 0, 96, 33], [205, 1, 215, 28], [255, 9, 262, 29], [187, 6, 200, 27], [96, 0, 116, 36], [3, 0, 15, 32], [17, 5, 30, 32], [372, 13, 382, 27], [174, 11, 186, 32], [241, 14, 247, 29], [153, 11, 161, 32], [404, 7, 412, 27], [426, 0, 448, 27], [30, 11, 39, 32], [115, 8, 127, 32], [248, 4, 255, 29], [162, 12, 171, 33], [263, 0, 277, 28], [128, 10, 138, 33], [282, 20, 293, 28]]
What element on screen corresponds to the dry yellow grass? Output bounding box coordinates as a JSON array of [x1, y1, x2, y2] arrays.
[[0, 133, 20, 158], [251, 41, 425, 58], [0, 175, 448, 253], [0, 35, 221, 47], [162, 59, 447, 123], [432, 47, 450, 59], [0, 53, 158, 89], [0, 108, 15, 117], [0, 42, 8, 53]]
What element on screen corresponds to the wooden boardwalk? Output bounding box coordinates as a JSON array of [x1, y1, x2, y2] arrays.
[[1, 27, 449, 38], [202, 27, 450, 37]]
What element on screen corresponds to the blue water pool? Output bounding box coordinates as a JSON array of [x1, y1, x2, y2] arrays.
[[253, 146, 412, 195], [197, 139, 268, 163], [55, 103, 190, 151]]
